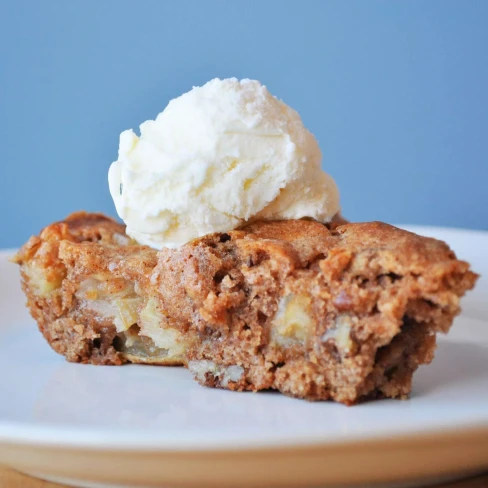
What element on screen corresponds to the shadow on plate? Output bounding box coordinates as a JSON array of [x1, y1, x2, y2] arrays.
[[413, 341, 488, 397]]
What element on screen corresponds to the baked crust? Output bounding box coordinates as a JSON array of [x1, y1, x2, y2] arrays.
[[14, 212, 478, 404]]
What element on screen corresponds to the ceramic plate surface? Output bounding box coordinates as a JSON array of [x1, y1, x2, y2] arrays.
[[0, 226, 487, 488]]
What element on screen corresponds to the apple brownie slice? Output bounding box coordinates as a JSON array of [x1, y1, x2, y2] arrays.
[[14, 212, 477, 404]]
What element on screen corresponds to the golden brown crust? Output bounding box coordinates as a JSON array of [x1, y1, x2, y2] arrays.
[[13, 212, 131, 364], [14, 213, 478, 404]]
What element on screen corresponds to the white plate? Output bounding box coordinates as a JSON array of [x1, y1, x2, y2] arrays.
[[0, 226, 487, 488]]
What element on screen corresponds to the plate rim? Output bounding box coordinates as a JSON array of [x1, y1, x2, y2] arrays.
[[0, 418, 488, 451]]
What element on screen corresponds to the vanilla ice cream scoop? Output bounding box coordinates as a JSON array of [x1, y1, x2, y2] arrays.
[[108, 78, 340, 249]]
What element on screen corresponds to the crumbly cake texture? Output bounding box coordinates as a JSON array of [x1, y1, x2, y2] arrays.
[[14, 212, 477, 404]]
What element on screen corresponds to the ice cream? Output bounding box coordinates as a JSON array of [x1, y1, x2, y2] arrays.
[[108, 78, 340, 249]]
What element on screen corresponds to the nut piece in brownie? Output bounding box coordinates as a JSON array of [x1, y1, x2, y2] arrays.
[[14, 212, 477, 404]]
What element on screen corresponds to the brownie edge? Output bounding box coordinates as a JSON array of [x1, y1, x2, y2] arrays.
[[14, 213, 478, 404]]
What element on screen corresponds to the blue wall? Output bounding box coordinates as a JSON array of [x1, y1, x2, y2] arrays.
[[2, 0, 487, 248]]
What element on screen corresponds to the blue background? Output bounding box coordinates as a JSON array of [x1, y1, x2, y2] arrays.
[[1, 0, 487, 248]]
